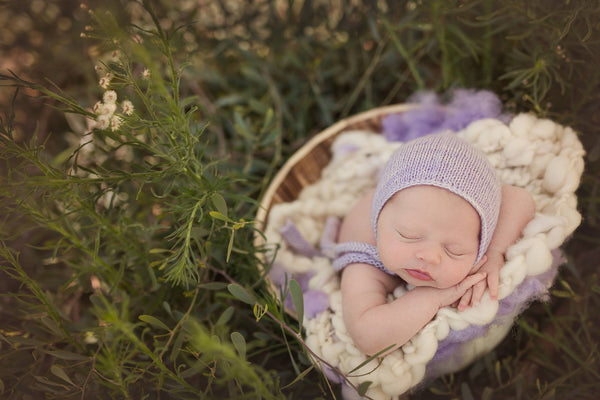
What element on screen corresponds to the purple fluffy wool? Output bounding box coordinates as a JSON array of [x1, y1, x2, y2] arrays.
[[279, 219, 320, 257], [382, 92, 444, 142], [320, 216, 341, 254], [440, 89, 503, 131], [382, 89, 505, 142]]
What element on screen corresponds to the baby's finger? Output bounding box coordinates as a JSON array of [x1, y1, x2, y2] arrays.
[[462, 272, 487, 288], [458, 288, 472, 311], [471, 280, 486, 306], [487, 269, 499, 300]]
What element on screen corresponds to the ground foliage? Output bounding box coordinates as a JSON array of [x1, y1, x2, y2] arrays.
[[0, 0, 599, 399]]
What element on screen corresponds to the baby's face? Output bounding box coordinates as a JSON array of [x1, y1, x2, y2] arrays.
[[376, 185, 482, 289]]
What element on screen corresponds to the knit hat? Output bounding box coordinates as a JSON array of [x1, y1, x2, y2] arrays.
[[371, 132, 501, 264]]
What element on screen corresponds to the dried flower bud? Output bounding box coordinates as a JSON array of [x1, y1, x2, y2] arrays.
[[103, 90, 117, 104], [121, 100, 134, 116], [96, 114, 110, 130], [110, 116, 122, 131], [99, 77, 110, 89]]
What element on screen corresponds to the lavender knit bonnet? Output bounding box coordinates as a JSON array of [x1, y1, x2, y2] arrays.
[[371, 132, 502, 264]]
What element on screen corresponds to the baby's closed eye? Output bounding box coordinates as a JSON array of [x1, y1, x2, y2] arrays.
[[395, 230, 421, 241], [444, 245, 474, 258]]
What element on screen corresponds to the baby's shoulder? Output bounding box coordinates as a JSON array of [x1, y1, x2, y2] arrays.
[[338, 189, 376, 244]]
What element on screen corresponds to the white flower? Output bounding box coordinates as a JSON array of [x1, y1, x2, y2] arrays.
[[93, 101, 103, 114], [96, 114, 110, 130], [121, 100, 134, 115], [110, 115, 122, 131], [142, 68, 151, 79], [103, 90, 117, 104], [101, 102, 116, 116], [99, 77, 110, 89], [83, 331, 99, 345]]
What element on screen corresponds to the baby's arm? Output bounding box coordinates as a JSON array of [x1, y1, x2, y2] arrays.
[[338, 190, 486, 355], [341, 263, 486, 355], [462, 185, 535, 308]]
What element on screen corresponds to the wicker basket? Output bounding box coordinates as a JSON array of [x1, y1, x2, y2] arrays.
[[254, 105, 584, 399], [255, 104, 413, 234]]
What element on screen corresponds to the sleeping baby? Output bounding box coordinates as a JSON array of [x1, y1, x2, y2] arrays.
[[334, 132, 535, 355]]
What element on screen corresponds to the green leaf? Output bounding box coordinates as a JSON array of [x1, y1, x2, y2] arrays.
[[494, 361, 503, 385], [139, 315, 170, 331], [347, 343, 396, 375], [227, 284, 255, 305], [209, 211, 230, 222], [210, 193, 227, 217], [50, 365, 75, 387], [357, 381, 372, 396], [44, 350, 89, 361], [260, 108, 275, 133], [216, 306, 235, 326], [281, 365, 314, 390], [233, 112, 253, 139], [198, 282, 228, 290], [40, 316, 64, 338], [289, 279, 304, 331], [226, 230, 235, 262], [169, 329, 186, 362], [230, 331, 246, 359]]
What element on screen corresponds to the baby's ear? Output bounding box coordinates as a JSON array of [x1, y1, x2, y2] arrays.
[[470, 254, 488, 274]]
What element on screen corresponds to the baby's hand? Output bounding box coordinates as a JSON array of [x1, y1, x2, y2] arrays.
[[424, 272, 487, 310], [458, 250, 504, 310]]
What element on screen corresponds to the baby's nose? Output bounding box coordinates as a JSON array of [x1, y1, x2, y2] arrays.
[[415, 242, 441, 265]]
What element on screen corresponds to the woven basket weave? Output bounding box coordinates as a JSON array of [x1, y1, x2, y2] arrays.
[[256, 104, 413, 233]]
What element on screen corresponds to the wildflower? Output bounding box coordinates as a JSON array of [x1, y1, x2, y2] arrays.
[[99, 76, 111, 89], [132, 33, 143, 44], [121, 100, 134, 115], [110, 115, 122, 131], [83, 331, 99, 345], [96, 114, 110, 130], [101, 102, 117, 116], [103, 90, 117, 104], [93, 101, 103, 114], [142, 68, 151, 79]]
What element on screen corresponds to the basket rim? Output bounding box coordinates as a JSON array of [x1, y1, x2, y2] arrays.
[[255, 103, 414, 233]]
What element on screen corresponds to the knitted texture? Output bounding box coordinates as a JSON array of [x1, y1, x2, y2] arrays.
[[332, 242, 392, 274], [262, 114, 585, 400], [371, 132, 501, 264]]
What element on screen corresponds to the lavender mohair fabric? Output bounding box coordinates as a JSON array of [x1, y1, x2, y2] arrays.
[[279, 219, 321, 258], [382, 89, 507, 142]]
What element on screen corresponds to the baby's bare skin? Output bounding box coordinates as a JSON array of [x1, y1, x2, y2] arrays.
[[339, 185, 534, 355]]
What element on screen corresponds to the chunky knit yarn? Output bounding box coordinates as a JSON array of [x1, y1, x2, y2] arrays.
[[372, 132, 501, 264]]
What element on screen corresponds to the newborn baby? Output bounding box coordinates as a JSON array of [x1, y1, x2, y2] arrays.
[[334, 133, 535, 355]]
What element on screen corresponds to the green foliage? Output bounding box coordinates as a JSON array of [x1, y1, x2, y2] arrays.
[[0, 0, 599, 399]]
